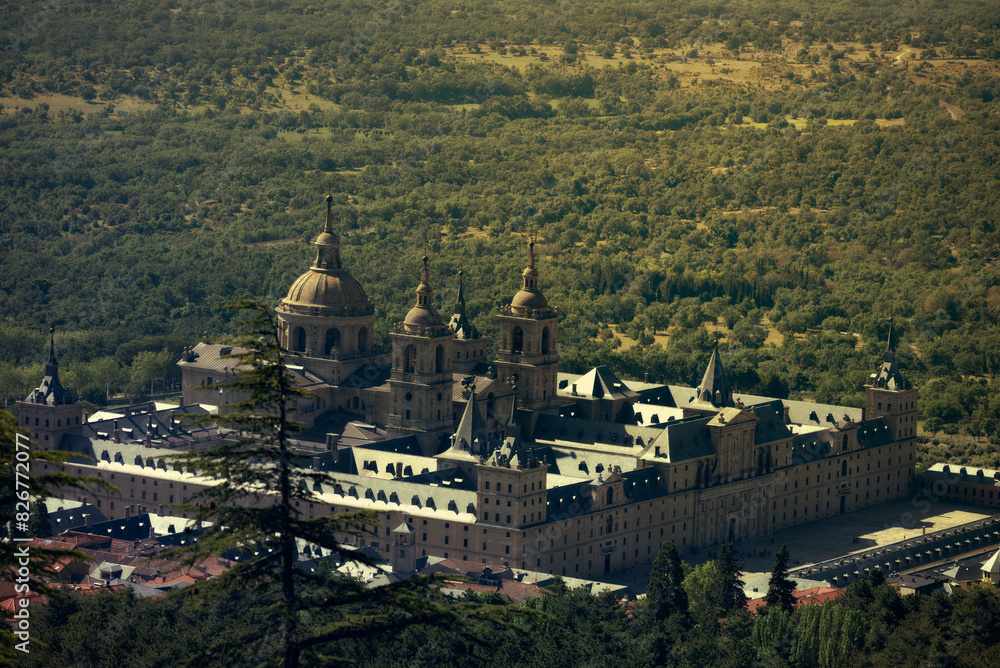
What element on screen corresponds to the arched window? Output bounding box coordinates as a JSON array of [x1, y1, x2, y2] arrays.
[[541, 327, 550, 354], [325, 328, 340, 354], [606, 488, 613, 505], [293, 327, 306, 352], [404, 345, 416, 373], [486, 393, 495, 419], [512, 326, 524, 354], [358, 327, 368, 353], [435, 344, 444, 373]]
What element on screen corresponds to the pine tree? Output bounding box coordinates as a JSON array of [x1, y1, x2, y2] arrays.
[[708, 543, 747, 615], [763, 543, 797, 613], [646, 541, 688, 622], [27, 495, 53, 538], [170, 301, 521, 667]]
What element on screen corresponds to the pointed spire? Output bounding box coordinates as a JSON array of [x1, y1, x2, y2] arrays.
[[449, 381, 488, 457], [454, 271, 466, 314], [312, 195, 342, 271], [449, 271, 479, 339], [870, 317, 910, 390], [26, 326, 74, 406], [883, 317, 895, 363], [505, 374, 521, 438], [696, 345, 733, 407], [45, 326, 58, 375], [416, 255, 432, 306], [402, 255, 444, 331], [510, 238, 550, 312]]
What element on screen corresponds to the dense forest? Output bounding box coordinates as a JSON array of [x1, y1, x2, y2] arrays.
[[1, 0, 999, 461], [19, 553, 1000, 667]]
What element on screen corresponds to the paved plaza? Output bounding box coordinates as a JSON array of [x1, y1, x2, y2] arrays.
[[603, 499, 996, 596]]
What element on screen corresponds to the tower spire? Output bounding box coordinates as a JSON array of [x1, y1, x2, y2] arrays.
[[26, 326, 74, 406], [323, 194, 334, 234], [312, 195, 342, 271], [416, 255, 432, 306], [696, 345, 733, 407], [454, 270, 466, 315], [883, 317, 895, 362], [46, 326, 58, 374]]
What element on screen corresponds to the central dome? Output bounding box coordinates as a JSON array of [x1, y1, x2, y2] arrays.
[[278, 196, 374, 316], [283, 269, 373, 314]]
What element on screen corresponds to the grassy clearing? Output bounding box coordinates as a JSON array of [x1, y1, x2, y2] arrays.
[[0, 93, 156, 115]]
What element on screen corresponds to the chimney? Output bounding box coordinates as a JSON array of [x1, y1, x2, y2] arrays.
[[396, 462, 404, 479], [113, 420, 121, 443], [326, 433, 340, 450]]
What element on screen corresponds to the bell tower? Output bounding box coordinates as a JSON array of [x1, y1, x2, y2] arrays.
[[496, 241, 559, 415], [17, 328, 84, 450], [387, 257, 455, 454], [865, 319, 918, 441]]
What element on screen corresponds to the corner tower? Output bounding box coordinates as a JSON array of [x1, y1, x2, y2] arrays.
[[387, 257, 455, 454], [17, 328, 84, 450], [865, 319, 918, 441], [276, 196, 377, 385], [496, 241, 559, 415]]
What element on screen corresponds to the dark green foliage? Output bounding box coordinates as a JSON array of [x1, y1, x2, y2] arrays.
[[645, 540, 688, 623], [764, 543, 797, 613], [709, 543, 748, 616], [27, 495, 52, 538], [25, 575, 1000, 668]]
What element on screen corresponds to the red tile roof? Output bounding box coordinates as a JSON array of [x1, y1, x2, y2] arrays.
[[747, 586, 844, 613]]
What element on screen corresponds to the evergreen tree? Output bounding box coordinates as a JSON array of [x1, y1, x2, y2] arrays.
[[708, 543, 747, 615], [27, 495, 53, 538], [646, 541, 688, 622], [170, 301, 520, 668], [763, 543, 797, 613]]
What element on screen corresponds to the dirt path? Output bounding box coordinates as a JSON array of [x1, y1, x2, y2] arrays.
[[939, 99, 964, 120]]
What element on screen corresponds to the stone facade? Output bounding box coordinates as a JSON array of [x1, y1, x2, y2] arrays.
[[24, 200, 923, 579]]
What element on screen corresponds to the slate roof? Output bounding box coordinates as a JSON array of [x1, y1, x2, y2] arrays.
[[694, 346, 733, 407], [566, 366, 640, 402], [660, 415, 716, 462]]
